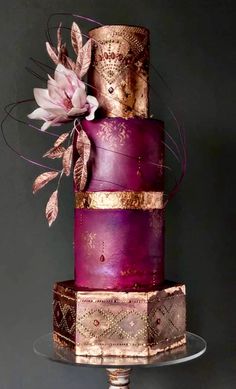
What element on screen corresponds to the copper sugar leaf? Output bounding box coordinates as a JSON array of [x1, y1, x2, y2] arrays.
[[45, 190, 58, 227], [76, 128, 91, 162], [71, 22, 83, 55], [62, 144, 73, 176], [43, 145, 66, 159], [32, 171, 59, 194], [54, 132, 70, 148], [46, 42, 59, 65], [73, 156, 88, 191], [76, 39, 92, 78]]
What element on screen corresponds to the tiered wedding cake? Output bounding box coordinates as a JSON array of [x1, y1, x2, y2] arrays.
[[52, 24, 186, 357]]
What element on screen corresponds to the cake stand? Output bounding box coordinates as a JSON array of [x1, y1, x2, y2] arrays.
[[33, 332, 206, 388]]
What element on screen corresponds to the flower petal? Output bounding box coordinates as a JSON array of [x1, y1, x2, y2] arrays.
[[41, 116, 70, 131], [72, 87, 87, 108], [68, 107, 87, 116], [28, 107, 52, 121], [85, 111, 95, 121], [54, 64, 73, 95], [44, 107, 67, 116], [58, 63, 84, 88], [85, 95, 99, 121], [87, 95, 99, 107], [51, 116, 71, 126], [47, 74, 58, 87], [33, 88, 58, 110], [41, 121, 53, 131], [47, 78, 65, 103], [54, 64, 82, 98], [57, 64, 85, 94]]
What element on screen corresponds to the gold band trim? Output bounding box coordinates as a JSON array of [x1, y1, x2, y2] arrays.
[[75, 191, 163, 210]]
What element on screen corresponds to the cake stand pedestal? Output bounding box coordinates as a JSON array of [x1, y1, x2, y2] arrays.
[[33, 332, 206, 388], [106, 368, 131, 388]]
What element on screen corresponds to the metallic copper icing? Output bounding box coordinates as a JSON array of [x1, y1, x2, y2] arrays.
[[75, 191, 163, 210], [88, 25, 149, 118], [53, 281, 186, 357]]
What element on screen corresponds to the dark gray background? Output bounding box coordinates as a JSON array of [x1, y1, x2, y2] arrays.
[[0, 0, 235, 388]]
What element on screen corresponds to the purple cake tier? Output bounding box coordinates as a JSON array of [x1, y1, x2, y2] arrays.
[[73, 117, 165, 291], [74, 209, 164, 291], [75, 117, 164, 192]]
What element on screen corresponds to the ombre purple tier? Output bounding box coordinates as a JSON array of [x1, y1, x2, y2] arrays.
[[74, 117, 165, 291], [76, 117, 164, 192], [74, 209, 164, 291]]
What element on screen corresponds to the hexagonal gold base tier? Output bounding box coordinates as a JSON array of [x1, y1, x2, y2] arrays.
[[53, 281, 186, 357]]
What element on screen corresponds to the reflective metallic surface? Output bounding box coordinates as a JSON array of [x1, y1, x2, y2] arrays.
[[52, 281, 186, 356], [74, 191, 163, 210], [88, 25, 149, 118]]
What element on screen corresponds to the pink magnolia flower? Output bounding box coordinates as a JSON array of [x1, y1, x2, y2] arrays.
[[28, 64, 98, 131]]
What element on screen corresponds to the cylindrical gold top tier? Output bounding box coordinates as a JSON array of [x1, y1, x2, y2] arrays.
[[88, 25, 149, 118]]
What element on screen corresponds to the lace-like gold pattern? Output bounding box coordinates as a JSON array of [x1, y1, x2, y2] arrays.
[[96, 120, 131, 148], [88, 25, 149, 118], [75, 191, 163, 210], [53, 281, 186, 357]]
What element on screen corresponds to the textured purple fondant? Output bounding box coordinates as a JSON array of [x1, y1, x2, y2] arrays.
[[73, 117, 165, 291], [74, 117, 164, 192], [74, 209, 164, 291]]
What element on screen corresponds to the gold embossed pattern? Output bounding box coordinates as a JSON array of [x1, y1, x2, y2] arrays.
[[96, 120, 131, 148], [75, 191, 163, 210], [53, 282, 186, 357], [88, 25, 149, 118]]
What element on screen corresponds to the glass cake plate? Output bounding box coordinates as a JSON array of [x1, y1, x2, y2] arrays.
[[33, 332, 206, 388]]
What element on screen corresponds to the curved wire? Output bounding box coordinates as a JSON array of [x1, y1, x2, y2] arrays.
[[3, 15, 186, 202], [1, 101, 61, 171]]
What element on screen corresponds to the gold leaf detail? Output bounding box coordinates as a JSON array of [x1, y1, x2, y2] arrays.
[[76, 129, 91, 160], [62, 144, 73, 176], [75, 191, 164, 210], [73, 157, 87, 191], [76, 39, 92, 78], [32, 171, 59, 194], [54, 132, 70, 147], [45, 190, 58, 227], [74, 129, 91, 190], [46, 42, 59, 65], [43, 145, 65, 159], [46, 23, 75, 71], [97, 121, 130, 148], [71, 22, 82, 55]]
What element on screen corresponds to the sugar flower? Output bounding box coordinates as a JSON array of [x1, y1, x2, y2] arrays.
[[28, 64, 98, 130]]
